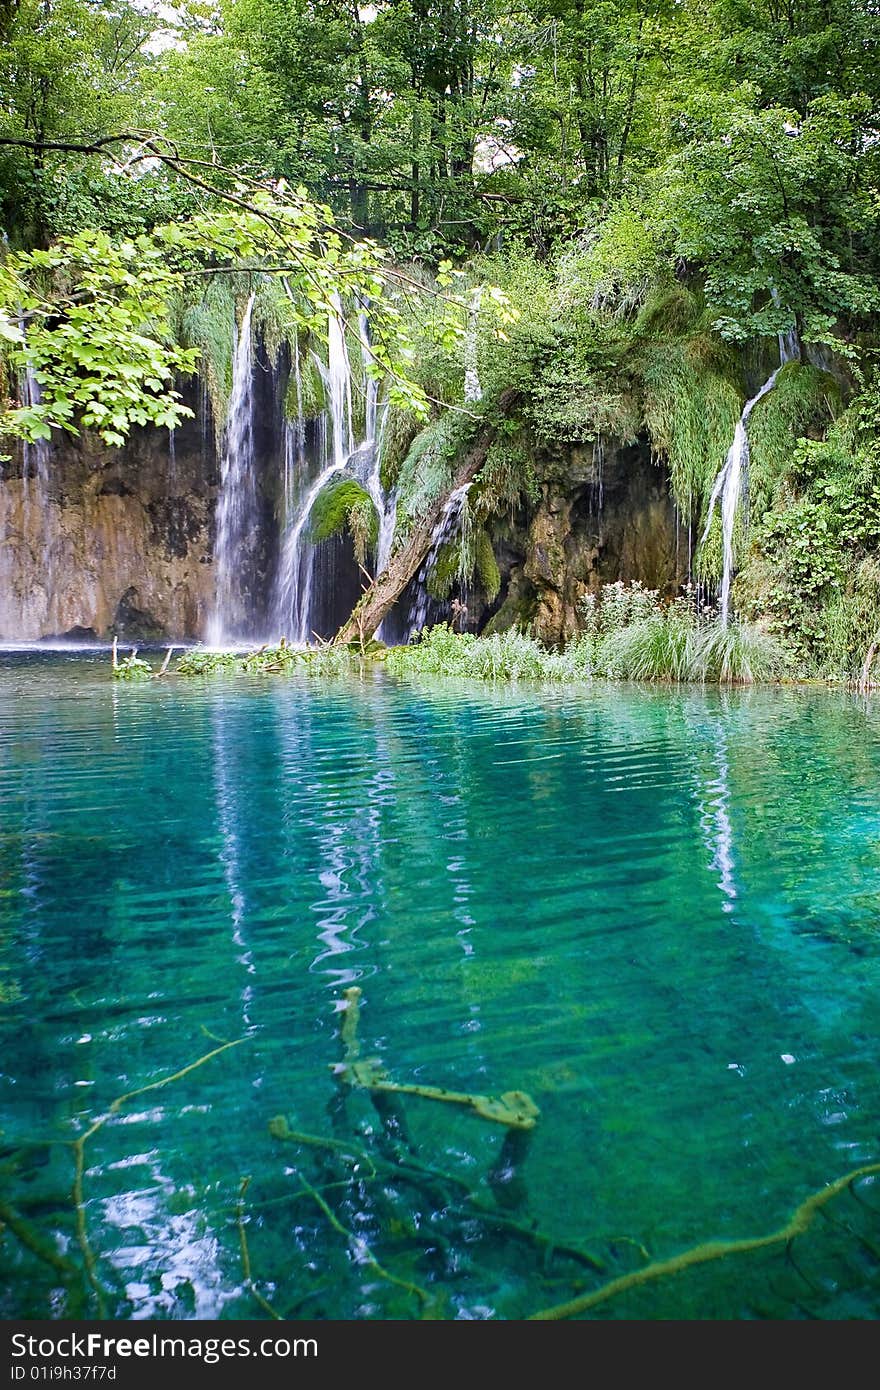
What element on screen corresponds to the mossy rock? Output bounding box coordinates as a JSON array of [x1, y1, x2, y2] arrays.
[[309, 479, 379, 560]]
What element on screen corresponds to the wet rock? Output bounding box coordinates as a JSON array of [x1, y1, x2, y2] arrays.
[[484, 436, 688, 645]]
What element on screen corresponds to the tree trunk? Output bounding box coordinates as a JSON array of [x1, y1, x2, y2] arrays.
[[334, 391, 520, 647]]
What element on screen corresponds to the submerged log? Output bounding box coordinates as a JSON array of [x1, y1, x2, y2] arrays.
[[333, 390, 521, 647]]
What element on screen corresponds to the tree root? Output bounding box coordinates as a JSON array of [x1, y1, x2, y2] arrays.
[[528, 1160, 880, 1319], [818, 1204, 880, 1263], [267, 1115, 605, 1275], [0, 1194, 88, 1314], [334, 986, 539, 1130]]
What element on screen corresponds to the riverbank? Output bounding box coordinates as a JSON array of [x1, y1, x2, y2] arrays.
[[101, 620, 869, 689]]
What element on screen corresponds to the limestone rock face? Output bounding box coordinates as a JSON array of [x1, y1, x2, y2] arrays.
[[0, 354, 284, 642], [0, 396, 217, 641]]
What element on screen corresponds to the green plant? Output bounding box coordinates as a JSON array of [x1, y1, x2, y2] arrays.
[[176, 649, 242, 676], [579, 581, 786, 682], [112, 651, 153, 681], [691, 622, 785, 684], [595, 612, 694, 682], [385, 624, 592, 682]]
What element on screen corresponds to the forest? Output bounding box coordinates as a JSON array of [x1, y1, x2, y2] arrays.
[[1, 0, 879, 675]]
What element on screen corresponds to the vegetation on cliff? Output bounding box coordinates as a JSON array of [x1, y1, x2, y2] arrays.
[[1, 0, 879, 674]]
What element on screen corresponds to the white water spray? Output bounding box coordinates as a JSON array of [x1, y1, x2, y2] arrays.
[[700, 328, 800, 626], [208, 294, 257, 645], [463, 290, 483, 404]]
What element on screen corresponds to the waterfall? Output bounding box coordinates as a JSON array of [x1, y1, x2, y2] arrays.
[[327, 292, 352, 466], [589, 431, 605, 519], [208, 294, 257, 646], [355, 307, 395, 570], [271, 292, 354, 644], [272, 427, 347, 645], [373, 413, 397, 576], [406, 484, 472, 639], [21, 368, 53, 610], [359, 309, 378, 444], [271, 298, 397, 644], [700, 328, 800, 627], [0, 364, 59, 638], [463, 290, 482, 404]]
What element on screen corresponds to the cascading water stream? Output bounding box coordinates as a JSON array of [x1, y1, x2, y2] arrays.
[[359, 309, 378, 445], [327, 292, 352, 467], [208, 294, 257, 646], [272, 435, 347, 644], [272, 297, 397, 644], [356, 307, 395, 568], [406, 483, 472, 638], [371, 404, 397, 575], [0, 363, 59, 638], [700, 328, 800, 626], [272, 297, 354, 643]]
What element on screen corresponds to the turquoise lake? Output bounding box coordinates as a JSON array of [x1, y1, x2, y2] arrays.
[[2, 651, 880, 1319]]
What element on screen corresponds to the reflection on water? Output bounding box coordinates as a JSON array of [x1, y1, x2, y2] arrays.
[[2, 658, 880, 1319]]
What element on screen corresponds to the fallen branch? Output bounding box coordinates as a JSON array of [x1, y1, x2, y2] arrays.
[[333, 390, 521, 646]]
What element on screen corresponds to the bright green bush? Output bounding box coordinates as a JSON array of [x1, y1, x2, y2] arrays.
[[384, 624, 592, 682]]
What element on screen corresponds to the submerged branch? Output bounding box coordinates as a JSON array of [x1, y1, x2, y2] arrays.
[[69, 1036, 248, 1316], [528, 1161, 880, 1319]]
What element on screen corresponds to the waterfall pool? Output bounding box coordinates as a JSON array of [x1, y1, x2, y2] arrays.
[[2, 652, 880, 1320]]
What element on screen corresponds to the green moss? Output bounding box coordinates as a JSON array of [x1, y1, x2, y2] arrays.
[[475, 528, 500, 601], [284, 349, 326, 420], [379, 406, 423, 490], [638, 336, 742, 522], [425, 539, 460, 600], [176, 277, 238, 426], [309, 479, 379, 563], [472, 435, 540, 523], [395, 413, 473, 532], [253, 277, 299, 363], [633, 286, 702, 339]]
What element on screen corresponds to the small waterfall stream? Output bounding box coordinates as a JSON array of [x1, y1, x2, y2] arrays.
[[406, 483, 473, 638], [700, 329, 800, 626], [208, 294, 257, 646], [272, 440, 348, 644], [0, 364, 59, 638]]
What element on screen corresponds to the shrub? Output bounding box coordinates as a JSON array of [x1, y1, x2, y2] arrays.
[[691, 622, 785, 684], [581, 581, 787, 683], [596, 612, 694, 681]]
